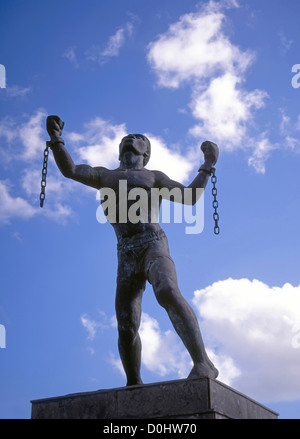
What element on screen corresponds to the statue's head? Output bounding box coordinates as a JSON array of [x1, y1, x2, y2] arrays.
[[119, 134, 151, 166]]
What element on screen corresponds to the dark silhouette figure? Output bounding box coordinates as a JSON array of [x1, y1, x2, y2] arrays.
[[46, 115, 219, 386]]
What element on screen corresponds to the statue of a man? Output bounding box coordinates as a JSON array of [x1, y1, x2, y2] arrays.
[[46, 115, 219, 386]]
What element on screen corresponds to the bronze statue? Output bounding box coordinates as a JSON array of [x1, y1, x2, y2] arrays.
[[46, 115, 219, 386]]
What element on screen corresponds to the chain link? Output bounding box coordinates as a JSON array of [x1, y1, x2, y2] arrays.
[[211, 167, 220, 235], [39, 141, 50, 208]]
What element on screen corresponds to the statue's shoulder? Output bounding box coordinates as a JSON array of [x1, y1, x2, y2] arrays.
[[94, 166, 110, 174], [151, 169, 169, 184]]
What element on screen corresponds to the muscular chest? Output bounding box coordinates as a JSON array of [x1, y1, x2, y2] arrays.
[[99, 169, 158, 224], [101, 169, 156, 194]]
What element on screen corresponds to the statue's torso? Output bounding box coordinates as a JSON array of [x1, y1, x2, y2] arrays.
[[99, 167, 163, 241]]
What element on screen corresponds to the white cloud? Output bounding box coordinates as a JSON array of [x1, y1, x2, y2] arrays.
[[207, 349, 241, 384], [102, 22, 133, 58], [147, 1, 253, 89], [68, 117, 194, 183], [5, 85, 31, 98], [0, 175, 74, 226], [0, 111, 200, 227], [279, 110, 300, 153], [147, 1, 273, 173], [0, 111, 194, 227], [84, 279, 300, 403], [108, 312, 191, 379], [279, 109, 291, 136], [21, 164, 77, 202], [192, 278, 300, 402], [278, 30, 293, 53], [108, 353, 126, 377], [0, 117, 18, 145], [145, 134, 194, 183], [68, 117, 127, 168], [284, 136, 300, 151], [19, 110, 47, 160], [86, 20, 135, 64], [247, 134, 277, 174], [44, 202, 74, 224], [0, 111, 77, 225], [189, 73, 268, 149], [80, 313, 99, 341], [0, 181, 37, 224], [139, 313, 191, 378], [62, 46, 79, 68], [80, 311, 111, 344], [0, 109, 199, 227], [0, 110, 47, 161]]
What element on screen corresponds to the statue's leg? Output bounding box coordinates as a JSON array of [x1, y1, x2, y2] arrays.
[[115, 277, 145, 386], [148, 256, 218, 379]]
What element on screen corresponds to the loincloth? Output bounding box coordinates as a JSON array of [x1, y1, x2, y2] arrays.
[[117, 229, 174, 282]]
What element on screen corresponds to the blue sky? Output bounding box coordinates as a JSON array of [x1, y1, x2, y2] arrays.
[[0, 0, 300, 419]]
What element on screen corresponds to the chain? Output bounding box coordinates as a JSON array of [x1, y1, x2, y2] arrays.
[[211, 167, 220, 235], [39, 141, 50, 208]]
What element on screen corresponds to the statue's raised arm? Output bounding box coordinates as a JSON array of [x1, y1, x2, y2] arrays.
[[154, 140, 219, 205], [47, 115, 103, 189]]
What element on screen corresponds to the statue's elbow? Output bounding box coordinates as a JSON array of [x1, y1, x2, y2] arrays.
[[61, 166, 75, 179]]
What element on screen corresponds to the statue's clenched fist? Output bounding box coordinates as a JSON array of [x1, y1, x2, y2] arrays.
[[201, 141, 219, 167], [46, 115, 64, 139]]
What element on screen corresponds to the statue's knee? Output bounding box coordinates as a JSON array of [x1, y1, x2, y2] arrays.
[[118, 322, 138, 343], [155, 278, 178, 308]]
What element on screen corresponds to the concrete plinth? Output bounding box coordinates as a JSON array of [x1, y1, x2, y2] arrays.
[[31, 378, 278, 419]]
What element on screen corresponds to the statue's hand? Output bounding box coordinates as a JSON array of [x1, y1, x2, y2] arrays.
[[46, 115, 64, 139], [201, 141, 219, 167]]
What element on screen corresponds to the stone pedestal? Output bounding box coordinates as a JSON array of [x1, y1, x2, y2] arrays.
[[31, 378, 278, 419]]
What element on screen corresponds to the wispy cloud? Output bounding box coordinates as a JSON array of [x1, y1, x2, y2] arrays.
[[278, 30, 293, 53], [278, 109, 300, 153], [102, 22, 134, 57], [247, 134, 277, 174], [63, 16, 138, 68], [80, 313, 99, 341], [5, 85, 31, 98], [85, 19, 136, 65], [0, 181, 37, 224], [62, 46, 79, 68], [80, 311, 112, 356]]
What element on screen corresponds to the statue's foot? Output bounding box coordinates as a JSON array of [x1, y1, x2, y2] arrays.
[[187, 362, 219, 380], [126, 378, 143, 386]]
